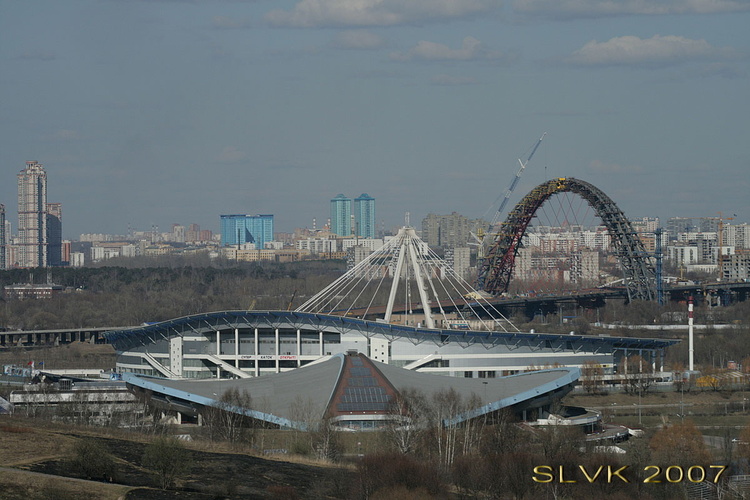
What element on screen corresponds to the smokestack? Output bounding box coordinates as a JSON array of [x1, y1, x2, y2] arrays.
[[688, 296, 694, 372]]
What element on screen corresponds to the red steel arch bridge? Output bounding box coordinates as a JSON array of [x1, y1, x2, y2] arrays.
[[479, 177, 656, 302]]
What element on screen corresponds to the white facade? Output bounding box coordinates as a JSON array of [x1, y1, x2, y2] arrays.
[[296, 238, 337, 253], [667, 245, 700, 266], [341, 238, 384, 252], [677, 232, 716, 244], [724, 224, 750, 249], [70, 252, 85, 267], [122, 244, 138, 258], [524, 227, 611, 251], [450, 247, 471, 280], [115, 327, 623, 380]]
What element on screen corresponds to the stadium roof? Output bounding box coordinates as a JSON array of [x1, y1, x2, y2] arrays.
[[105, 310, 680, 353], [123, 352, 579, 430]]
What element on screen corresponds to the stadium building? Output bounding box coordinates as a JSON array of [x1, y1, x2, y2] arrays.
[[105, 310, 675, 381]]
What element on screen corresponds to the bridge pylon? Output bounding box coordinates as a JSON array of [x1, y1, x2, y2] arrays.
[[296, 226, 519, 332]]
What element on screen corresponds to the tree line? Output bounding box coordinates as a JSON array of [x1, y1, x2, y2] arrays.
[[0, 258, 345, 331]]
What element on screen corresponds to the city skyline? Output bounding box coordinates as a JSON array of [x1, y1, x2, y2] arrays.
[[1, 1, 748, 238], [2, 161, 750, 243]]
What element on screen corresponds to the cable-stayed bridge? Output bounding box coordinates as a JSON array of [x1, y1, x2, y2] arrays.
[[295, 226, 520, 332]]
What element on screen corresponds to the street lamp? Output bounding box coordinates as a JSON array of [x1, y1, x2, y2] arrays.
[[638, 384, 642, 425]]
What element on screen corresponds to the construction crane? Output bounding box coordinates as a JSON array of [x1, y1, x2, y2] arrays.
[[487, 132, 546, 233], [475, 133, 546, 289]]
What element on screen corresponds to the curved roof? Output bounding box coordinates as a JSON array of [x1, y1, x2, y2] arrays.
[[123, 352, 579, 429], [104, 310, 679, 352]]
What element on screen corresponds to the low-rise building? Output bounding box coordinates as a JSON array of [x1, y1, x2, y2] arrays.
[[9, 379, 142, 426], [4, 283, 65, 300]]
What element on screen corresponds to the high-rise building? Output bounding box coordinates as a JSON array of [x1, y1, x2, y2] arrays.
[[0, 204, 6, 270], [445, 246, 471, 280], [421, 212, 485, 248], [186, 223, 201, 243], [220, 214, 274, 248], [666, 217, 718, 240], [354, 193, 376, 239], [46, 202, 63, 266], [171, 224, 185, 243], [330, 194, 352, 237], [17, 161, 48, 268]]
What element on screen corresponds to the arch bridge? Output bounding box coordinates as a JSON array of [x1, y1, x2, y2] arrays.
[[480, 177, 656, 302]]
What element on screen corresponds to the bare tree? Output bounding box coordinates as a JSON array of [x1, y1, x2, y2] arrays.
[[460, 393, 485, 456], [288, 395, 323, 455], [429, 388, 464, 469], [312, 411, 341, 462], [580, 360, 605, 394], [201, 387, 255, 446], [384, 388, 429, 455], [619, 354, 653, 395]]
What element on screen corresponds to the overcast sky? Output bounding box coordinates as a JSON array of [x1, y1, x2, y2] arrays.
[[1, 0, 748, 239]]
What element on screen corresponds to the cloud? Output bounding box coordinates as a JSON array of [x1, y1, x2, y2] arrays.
[[331, 30, 385, 50], [431, 74, 478, 85], [565, 35, 737, 68], [588, 159, 643, 174], [390, 36, 506, 62], [513, 0, 750, 19], [265, 0, 501, 28]]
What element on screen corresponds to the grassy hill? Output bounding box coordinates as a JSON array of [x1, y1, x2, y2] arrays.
[[0, 416, 354, 499]]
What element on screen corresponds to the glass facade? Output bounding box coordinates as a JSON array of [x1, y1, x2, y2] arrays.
[[220, 214, 274, 248], [354, 193, 376, 239], [46, 203, 63, 266], [330, 194, 351, 236]]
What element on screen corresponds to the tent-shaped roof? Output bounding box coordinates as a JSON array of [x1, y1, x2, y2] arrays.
[[123, 352, 578, 429]]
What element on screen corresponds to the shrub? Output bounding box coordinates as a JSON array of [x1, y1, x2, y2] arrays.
[[142, 436, 192, 489], [69, 439, 117, 482]]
